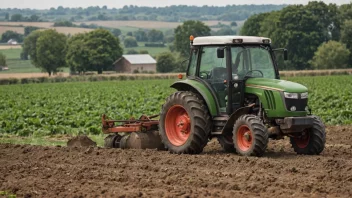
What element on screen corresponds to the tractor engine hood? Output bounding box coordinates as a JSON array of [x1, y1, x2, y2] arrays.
[[245, 78, 308, 93]]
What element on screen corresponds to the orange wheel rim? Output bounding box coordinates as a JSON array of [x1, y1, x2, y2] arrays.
[[294, 132, 310, 148], [237, 125, 253, 151], [165, 105, 191, 146]]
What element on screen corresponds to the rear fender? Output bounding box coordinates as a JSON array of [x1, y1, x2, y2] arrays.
[[171, 80, 218, 116]]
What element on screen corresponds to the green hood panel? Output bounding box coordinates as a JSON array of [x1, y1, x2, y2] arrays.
[[246, 78, 308, 93]]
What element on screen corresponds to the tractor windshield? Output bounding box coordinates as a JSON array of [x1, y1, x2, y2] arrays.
[[231, 46, 276, 79]]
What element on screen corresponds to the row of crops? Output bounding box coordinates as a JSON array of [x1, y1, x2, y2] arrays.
[[0, 76, 351, 136]]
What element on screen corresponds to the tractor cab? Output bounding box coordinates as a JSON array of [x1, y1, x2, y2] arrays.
[[186, 36, 284, 114]]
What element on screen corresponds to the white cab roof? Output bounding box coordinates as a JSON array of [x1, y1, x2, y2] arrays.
[[192, 36, 271, 45]]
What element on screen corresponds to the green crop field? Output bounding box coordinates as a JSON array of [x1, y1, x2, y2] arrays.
[[0, 76, 351, 138], [125, 42, 171, 56], [0, 48, 42, 73]]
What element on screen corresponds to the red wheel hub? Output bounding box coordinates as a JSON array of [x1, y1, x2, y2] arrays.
[[165, 105, 191, 146], [237, 125, 253, 151], [294, 132, 310, 148]]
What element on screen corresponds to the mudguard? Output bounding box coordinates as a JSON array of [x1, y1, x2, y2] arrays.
[[171, 79, 219, 116]]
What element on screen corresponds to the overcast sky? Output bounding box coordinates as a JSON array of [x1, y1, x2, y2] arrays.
[[0, 0, 351, 9]]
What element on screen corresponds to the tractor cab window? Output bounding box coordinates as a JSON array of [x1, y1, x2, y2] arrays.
[[187, 48, 198, 76], [231, 46, 276, 79], [198, 47, 228, 111]]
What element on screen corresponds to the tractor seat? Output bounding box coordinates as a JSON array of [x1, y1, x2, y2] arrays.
[[209, 67, 227, 80]]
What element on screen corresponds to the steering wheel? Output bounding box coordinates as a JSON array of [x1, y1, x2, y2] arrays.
[[244, 70, 264, 78], [199, 71, 209, 79]]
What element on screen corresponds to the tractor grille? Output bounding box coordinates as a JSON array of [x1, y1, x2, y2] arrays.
[[264, 90, 276, 110], [285, 98, 308, 111]]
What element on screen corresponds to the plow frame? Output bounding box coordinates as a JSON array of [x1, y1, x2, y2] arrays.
[[102, 114, 160, 134]]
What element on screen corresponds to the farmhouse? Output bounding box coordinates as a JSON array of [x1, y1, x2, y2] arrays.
[[7, 39, 18, 45], [113, 55, 157, 73]]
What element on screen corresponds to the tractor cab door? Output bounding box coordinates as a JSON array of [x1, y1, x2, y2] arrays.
[[197, 46, 238, 113]]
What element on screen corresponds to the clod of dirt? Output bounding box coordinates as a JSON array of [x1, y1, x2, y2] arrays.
[[67, 135, 97, 147]]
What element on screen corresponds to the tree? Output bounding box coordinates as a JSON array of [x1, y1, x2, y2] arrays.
[[240, 13, 269, 36], [174, 20, 211, 57], [231, 21, 238, 27], [309, 41, 350, 69], [1, 30, 24, 43], [340, 20, 352, 63], [84, 29, 123, 74], [24, 26, 40, 37], [156, 52, 177, 73], [126, 49, 139, 54], [35, 29, 67, 76], [139, 50, 149, 54], [133, 30, 148, 42], [0, 52, 6, 66], [30, 15, 40, 22], [147, 29, 164, 42], [22, 30, 43, 66], [111, 29, 121, 37], [124, 36, 138, 48], [5, 13, 9, 21], [10, 14, 23, 22], [66, 33, 90, 74]]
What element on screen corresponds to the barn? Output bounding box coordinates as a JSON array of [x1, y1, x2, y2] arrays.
[[113, 55, 157, 73]]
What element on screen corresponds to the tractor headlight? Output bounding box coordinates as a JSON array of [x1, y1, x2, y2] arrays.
[[284, 92, 299, 99], [301, 92, 308, 99]]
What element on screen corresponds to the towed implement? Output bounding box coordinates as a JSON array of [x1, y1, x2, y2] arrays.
[[102, 35, 326, 157]]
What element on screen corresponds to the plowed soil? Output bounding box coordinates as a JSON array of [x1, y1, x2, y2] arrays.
[[1, 126, 352, 197]]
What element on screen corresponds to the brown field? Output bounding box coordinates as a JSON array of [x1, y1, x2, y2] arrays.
[[0, 22, 93, 35], [0, 72, 69, 79], [0, 45, 22, 50], [0, 26, 24, 35], [0, 22, 53, 28], [0, 125, 351, 197]]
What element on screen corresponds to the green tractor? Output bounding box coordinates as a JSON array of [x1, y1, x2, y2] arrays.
[[102, 35, 325, 157], [158, 35, 325, 156]]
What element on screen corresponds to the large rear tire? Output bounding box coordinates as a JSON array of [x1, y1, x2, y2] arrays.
[[233, 115, 268, 157], [159, 91, 212, 154], [290, 116, 325, 155]]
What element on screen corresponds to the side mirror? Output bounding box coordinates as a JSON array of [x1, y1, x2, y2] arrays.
[[217, 48, 225, 58], [284, 49, 288, 61]]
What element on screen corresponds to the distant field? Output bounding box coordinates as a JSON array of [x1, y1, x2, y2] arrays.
[[124, 42, 170, 56], [0, 22, 93, 36], [0, 20, 242, 37], [0, 22, 53, 28], [47, 27, 93, 35], [75, 20, 232, 29], [0, 26, 24, 35], [0, 45, 22, 50]]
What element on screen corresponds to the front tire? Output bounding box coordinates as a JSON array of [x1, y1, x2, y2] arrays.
[[290, 116, 325, 155], [233, 115, 268, 157], [159, 91, 212, 154]]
